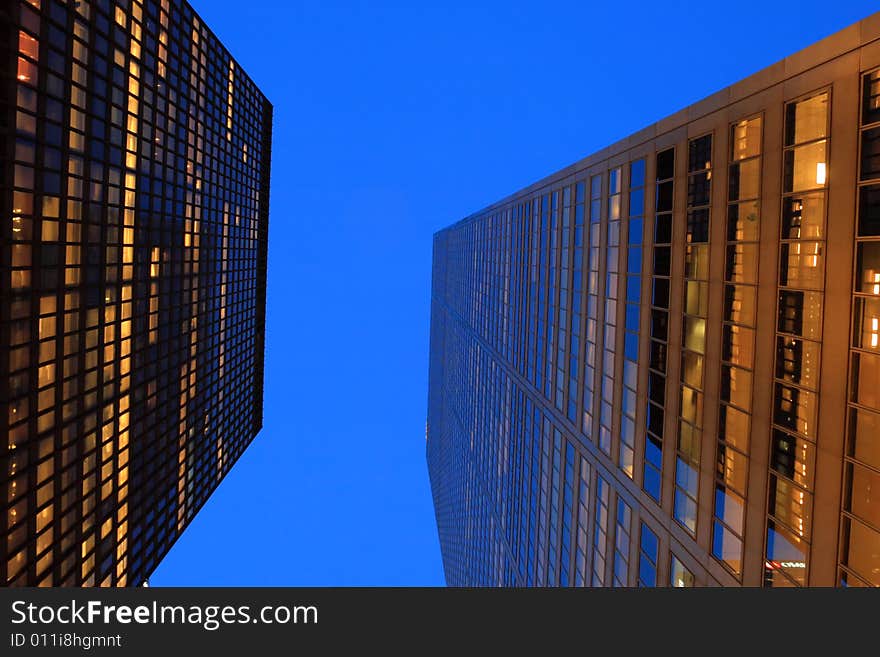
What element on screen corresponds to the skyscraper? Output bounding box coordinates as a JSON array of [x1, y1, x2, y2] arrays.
[[1, 0, 271, 586], [427, 12, 880, 587]]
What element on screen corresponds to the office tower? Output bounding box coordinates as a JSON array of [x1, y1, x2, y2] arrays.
[[1, 0, 271, 586], [427, 13, 880, 587]]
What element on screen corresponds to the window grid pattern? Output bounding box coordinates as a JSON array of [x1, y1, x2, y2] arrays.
[[3, 0, 270, 586], [838, 70, 880, 587]]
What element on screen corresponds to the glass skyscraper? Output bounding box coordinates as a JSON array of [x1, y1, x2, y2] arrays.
[[427, 13, 880, 587], [1, 0, 271, 586]]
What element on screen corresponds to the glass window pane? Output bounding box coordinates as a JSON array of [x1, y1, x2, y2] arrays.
[[724, 284, 756, 326], [714, 485, 745, 534], [769, 474, 813, 541], [864, 70, 880, 126], [688, 135, 713, 173], [775, 335, 821, 391], [849, 406, 880, 471], [774, 382, 818, 439], [684, 244, 709, 280], [727, 201, 760, 242], [718, 403, 750, 452], [726, 243, 759, 284], [718, 444, 748, 495], [785, 92, 828, 146], [655, 213, 672, 243], [683, 316, 706, 354], [681, 351, 703, 389], [856, 242, 880, 295], [841, 516, 880, 587], [859, 185, 880, 236], [778, 290, 823, 340], [784, 141, 828, 193], [780, 241, 825, 290], [721, 365, 752, 410], [684, 280, 709, 316], [722, 324, 755, 368], [766, 520, 807, 586], [652, 277, 670, 308], [861, 126, 880, 181], [654, 246, 670, 277], [853, 297, 880, 353], [729, 158, 761, 202], [631, 160, 646, 188], [851, 351, 880, 411], [771, 428, 816, 489], [782, 194, 825, 240], [731, 117, 762, 161], [712, 519, 744, 574], [670, 556, 694, 587], [847, 462, 880, 528], [674, 489, 697, 534], [657, 149, 675, 181]]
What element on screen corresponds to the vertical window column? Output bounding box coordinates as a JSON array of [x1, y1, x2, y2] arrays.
[[599, 169, 622, 455], [555, 189, 572, 411], [567, 182, 586, 423], [674, 135, 713, 535], [583, 176, 602, 439], [574, 456, 591, 586], [544, 193, 560, 400], [612, 498, 632, 586], [765, 91, 829, 587], [591, 475, 610, 585], [839, 71, 880, 587], [712, 116, 763, 577], [644, 149, 674, 503], [546, 429, 563, 584], [620, 160, 646, 477], [559, 442, 576, 586], [638, 523, 659, 587]]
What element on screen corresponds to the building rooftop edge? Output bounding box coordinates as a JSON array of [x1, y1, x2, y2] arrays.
[[435, 10, 880, 238]]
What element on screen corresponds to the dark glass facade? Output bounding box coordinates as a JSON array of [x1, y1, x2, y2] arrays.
[[1, 0, 271, 586], [427, 14, 880, 587]]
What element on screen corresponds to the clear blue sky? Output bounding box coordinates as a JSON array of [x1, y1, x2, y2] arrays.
[[151, 0, 877, 585]]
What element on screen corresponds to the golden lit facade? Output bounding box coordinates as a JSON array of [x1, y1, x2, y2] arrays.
[[427, 13, 880, 587], [1, 0, 271, 586]]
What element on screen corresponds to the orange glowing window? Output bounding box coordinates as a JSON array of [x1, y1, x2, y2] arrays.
[[17, 57, 37, 84], [19, 32, 38, 60]]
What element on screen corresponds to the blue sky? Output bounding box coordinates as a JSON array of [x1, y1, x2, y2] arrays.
[[150, 0, 878, 585]]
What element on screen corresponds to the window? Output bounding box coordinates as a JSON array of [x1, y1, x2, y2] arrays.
[[612, 499, 632, 586], [638, 524, 659, 587], [670, 556, 694, 587]]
